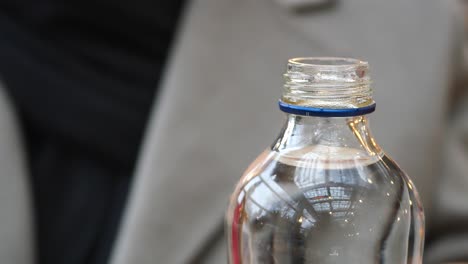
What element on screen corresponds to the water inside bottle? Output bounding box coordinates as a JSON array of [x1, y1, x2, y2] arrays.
[[228, 146, 416, 264]]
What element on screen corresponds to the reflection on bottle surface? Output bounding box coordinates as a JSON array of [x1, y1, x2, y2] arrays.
[[227, 147, 423, 264]]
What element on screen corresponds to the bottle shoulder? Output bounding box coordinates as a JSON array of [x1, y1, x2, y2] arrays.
[[229, 146, 421, 231], [236, 146, 413, 197]]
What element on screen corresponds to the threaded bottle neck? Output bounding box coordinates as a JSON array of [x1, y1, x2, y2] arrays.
[[281, 57, 374, 114]]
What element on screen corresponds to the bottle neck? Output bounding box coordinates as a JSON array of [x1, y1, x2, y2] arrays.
[[273, 57, 382, 164], [272, 114, 383, 160]]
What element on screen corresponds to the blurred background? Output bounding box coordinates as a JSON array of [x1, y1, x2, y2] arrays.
[[0, 0, 466, 263]]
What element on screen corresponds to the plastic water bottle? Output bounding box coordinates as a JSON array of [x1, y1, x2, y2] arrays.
[[226, 57, 424, 264]]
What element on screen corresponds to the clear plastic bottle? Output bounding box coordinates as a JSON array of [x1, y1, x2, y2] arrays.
[[226, 58, 424, 264]]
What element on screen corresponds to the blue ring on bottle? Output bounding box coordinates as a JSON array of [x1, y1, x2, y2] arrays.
[[278, 100, 376, 117]]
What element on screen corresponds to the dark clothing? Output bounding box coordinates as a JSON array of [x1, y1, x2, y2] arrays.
[[0, 1, 185, 263]]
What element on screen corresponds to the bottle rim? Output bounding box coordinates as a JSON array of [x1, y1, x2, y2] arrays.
[[288, 57, 368, 70]]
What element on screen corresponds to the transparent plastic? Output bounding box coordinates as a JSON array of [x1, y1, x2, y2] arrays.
[[226, 58, 424, 264], [282, 57, 373, 109]]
